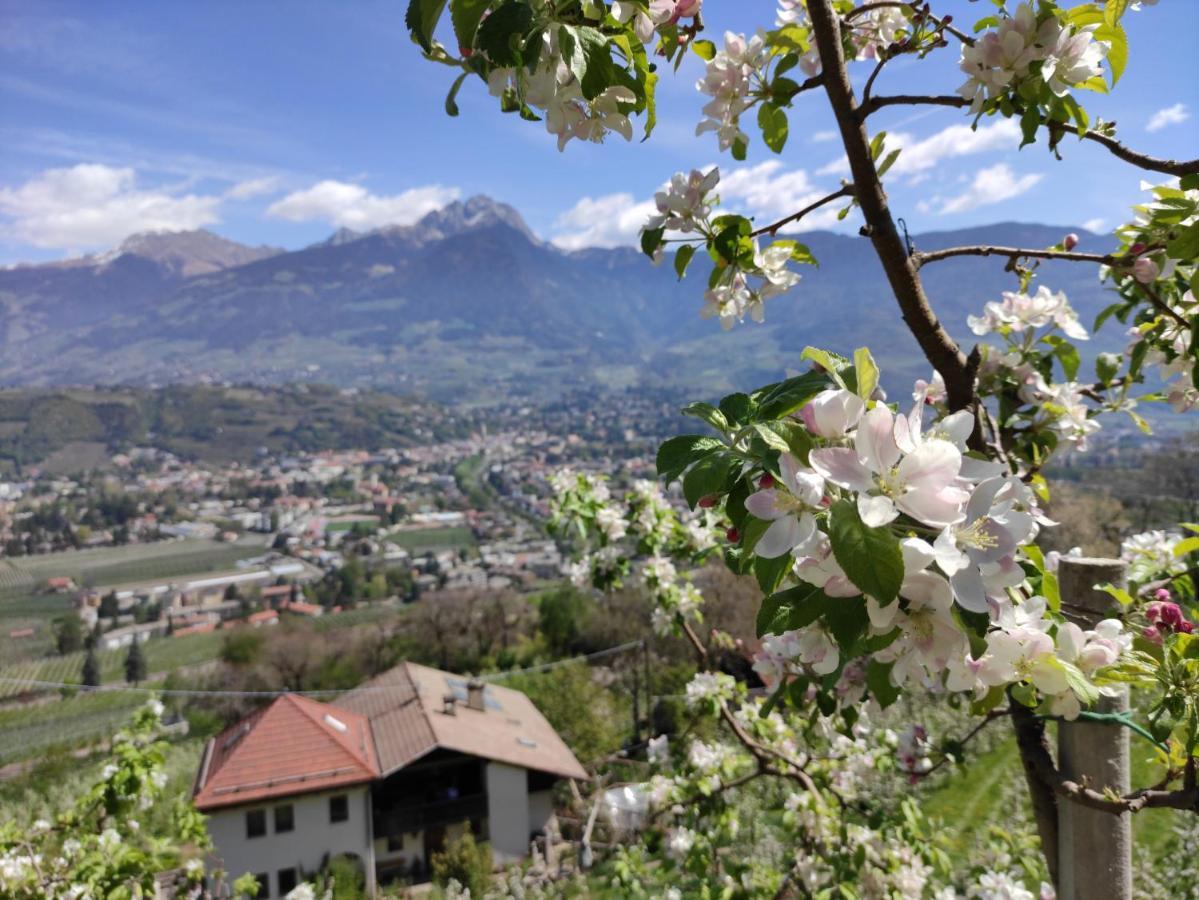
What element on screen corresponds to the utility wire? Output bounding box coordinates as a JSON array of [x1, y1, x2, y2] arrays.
[[0, 640, 644, 699]]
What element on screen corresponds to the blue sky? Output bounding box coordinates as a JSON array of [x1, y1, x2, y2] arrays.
[[1, 0, 1195, 263]]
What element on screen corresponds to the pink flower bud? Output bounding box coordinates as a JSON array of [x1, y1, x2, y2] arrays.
[[1128, 242, 1147, 255], [758, 473, 775, 489], [1142, 624, 1163, 644], [1063, 233, 1079, 250], [697, 495, 718, 508], [1133, 256, 1159, 284], [1153, 588, 1172, 602], [725, 527, 740, 543], [1180, 620, 1194, 634]]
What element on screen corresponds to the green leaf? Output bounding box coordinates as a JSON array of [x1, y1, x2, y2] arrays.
[[1044, 335, 1081, 380], [559, 25, 616, 100], [692, 38, 717, 60], [682, 452, 738, 508], [824, 595, 869, 654], [450, 0, 491, 50], [866, 659, 900, 708], [656, 435, 725, 484], [674, 243, 696, 280], [1019, 105, 1041, 148], [852, 347, 879, 401], [757, 102, 789, 154], [732, 135, 748, 161], [406, 0, 449, 52], [828, 500, 903, 604], [869, 130, 887, 160], [444, 71, 469, 116], [719, 392, 754, 425], [1166, 223, 1199, 261], [756, 583, 830, 637], [1097, 583, 1135, 607], [769, 239, 817, 266], [1104, 0, 1129, 26], [755, 371, 831, 419], [754, 553, 793, 594], [1095, 352, 1120, 385], [640, 226, 665, 258], [876, 148, 901, 178], [1174, 536, 1199, 557], [1042, 569, 1060, 613], [1058, 658, 1100, 706], [680, 401, 729, 433], [476, 0, 533, 66], [800, 346, 854, 390], [1098, 21, 1128, 85]]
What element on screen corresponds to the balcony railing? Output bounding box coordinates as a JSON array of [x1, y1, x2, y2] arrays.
[[373, 793, 488, 836]]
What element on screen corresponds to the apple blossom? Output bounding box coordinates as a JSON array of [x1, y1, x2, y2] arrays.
[[809, 405, 968, 528], [799, 388, 866, 438], [745, 452, 825, 558]]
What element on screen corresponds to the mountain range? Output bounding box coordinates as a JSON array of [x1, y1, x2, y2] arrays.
[[0, 196, 1123, 403]]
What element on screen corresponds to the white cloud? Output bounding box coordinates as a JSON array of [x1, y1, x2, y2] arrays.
[[0, 163, 222, 251], [938, 163, 1043, 215], [811, 130, 838, 143], [812, 120, 1021, 181], [266, 180, 460, 230], [1147, 103, 1189, 133], [1082, 217, 1106, 233], [226, 176, 282, 200], [551, 193, 656, 250], [551, 161, 844, 249]]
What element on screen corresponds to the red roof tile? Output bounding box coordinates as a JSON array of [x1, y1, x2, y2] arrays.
[[193, 694, 379, 811]]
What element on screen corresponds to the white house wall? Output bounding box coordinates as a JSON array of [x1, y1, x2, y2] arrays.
[[485, 762, 530, 861], [205, 787, 371, 899]]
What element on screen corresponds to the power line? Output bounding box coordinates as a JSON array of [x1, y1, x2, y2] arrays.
[[0, 640, 644, 699]]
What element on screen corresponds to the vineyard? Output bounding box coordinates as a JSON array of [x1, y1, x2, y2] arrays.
[[0, 630, 224, 700], [0, 538, 268, 598], [0, 691, 145, 767]]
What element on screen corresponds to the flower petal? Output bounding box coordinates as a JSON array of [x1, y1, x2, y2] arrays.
[[745, 489, 786, 521], [855, 406, 900, 472], [755, 516, 804, 558], [858, 493, 898, 527], [809, 448, 874, 492]]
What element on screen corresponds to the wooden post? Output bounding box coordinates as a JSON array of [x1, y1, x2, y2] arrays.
[[1056, 557, 1132, 900]]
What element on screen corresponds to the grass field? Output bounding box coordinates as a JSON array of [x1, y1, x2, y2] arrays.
[[924, 731, 1178, 863], [0, 537, 268, 597], [386, 526, 475, 552]]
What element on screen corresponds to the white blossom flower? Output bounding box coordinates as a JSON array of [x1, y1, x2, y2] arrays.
[[800, 388, 865, 438], [810, 405, 968, 528], [968, 286, 1088, 340], [745, 452, 825, 558]]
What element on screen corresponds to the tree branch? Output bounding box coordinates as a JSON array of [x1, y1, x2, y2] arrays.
[[1010, 702, 1061, 890], [859, 94, 1199, 177], [807, 0, 976, 416], [913, 245, 1126, 268], [749, 185, 855, 238], [843, 1, 974, 47]]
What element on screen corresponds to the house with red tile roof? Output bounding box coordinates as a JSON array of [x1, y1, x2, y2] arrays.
[[194, 662, 587, 898]]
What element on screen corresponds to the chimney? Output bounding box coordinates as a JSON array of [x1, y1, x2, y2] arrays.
[[466, 678, 486, 712], [443, 694, 457, 716]]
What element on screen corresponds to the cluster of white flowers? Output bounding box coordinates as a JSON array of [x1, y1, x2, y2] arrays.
[[967, 286, 1088, 340], [971, 287, 1103, 450], [695, 30, 771, 152], [612, 0, 702, 44], [641, 166, 805, 328], [964, 596, 1131, 719], [775, 1, 909, 78], [1121, 529, 1187, 584], [703, 241, 803, 330], [736, 381, 1129, 712], [486, 31, 637, 152], [1127, 287, 1198, 413], [684, 671, 736, 707], [645, 168, 719, 234], [957, 2, 1108, 112]]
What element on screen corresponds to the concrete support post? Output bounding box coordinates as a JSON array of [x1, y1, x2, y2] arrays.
[[1056, 557, 1132, 900]]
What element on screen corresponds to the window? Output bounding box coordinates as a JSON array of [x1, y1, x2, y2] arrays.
[[274, 803, 294, 834], [245, 809, 266, 839], [277, 867, 298, 894], [387, 833, 404, 852], [253, 873, 269, 896], [329, 794, 349, 823]]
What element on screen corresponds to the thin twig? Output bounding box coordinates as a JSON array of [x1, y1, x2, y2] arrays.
[[858, 94, 1199, 177], [913, 245, 1126, 268], [749, 185, 855, 238]]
